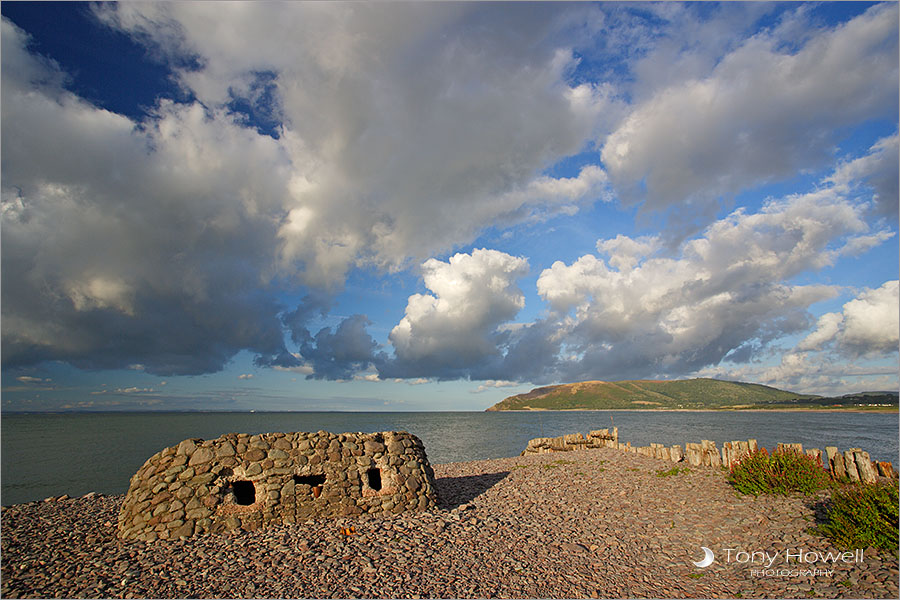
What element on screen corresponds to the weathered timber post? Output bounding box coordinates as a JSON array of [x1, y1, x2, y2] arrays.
[[700, 440, 721, 467], [877, 461, 896, 478], [700, 441, 711, 466], [685, 443, 703, 466], [843, 449, 861, 482], [825, 446, 844, 480], [806, 448, 822, 465], [564, 433, 586, 450], [670, 445, 684, 463], [708, 442, 721, 467], [778, 442, 804, 454], [853, 450, 878, 484]]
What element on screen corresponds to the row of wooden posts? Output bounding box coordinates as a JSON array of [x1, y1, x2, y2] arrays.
[[522, 428, 897, 483]]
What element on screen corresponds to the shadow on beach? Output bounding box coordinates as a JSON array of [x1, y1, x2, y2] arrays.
[[434, 471, 509, 509]]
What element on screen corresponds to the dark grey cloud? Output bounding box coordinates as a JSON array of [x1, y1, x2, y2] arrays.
[[2, 3, 896, 394], [2, 4, 613, 379], [1, 19, 298, 376], [299, 315, 381, 381]]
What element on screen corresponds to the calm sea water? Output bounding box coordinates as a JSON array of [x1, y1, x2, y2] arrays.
[[2, 410, 897, 506]]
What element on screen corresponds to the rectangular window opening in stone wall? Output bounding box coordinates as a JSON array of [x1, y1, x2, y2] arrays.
[[366, 467, 382, 491], [232, 480, 256, 505], [293, 474, 326, 498]]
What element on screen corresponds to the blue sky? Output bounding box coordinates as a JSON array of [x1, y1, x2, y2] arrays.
[[2, 1, 897, 412]]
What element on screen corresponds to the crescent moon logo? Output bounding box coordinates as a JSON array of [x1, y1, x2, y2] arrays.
[[692, 546, 715, 568]]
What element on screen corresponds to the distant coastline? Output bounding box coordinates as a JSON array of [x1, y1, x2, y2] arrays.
[[487, 377, 899, 412], [488, 406, 899, 413]]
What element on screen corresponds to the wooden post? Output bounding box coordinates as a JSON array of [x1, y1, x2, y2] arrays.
[[670, 445, 683, 463], [735, 441, 750, 464], [806, 448, 822, 466], [825, 446, 840, 479], [700, 440, 711, 466], [876, 461, 895, 478], [831, 451, 848, 480], [748, 439, 758, 452], [709, 442, 721, 467], [843, 450, 860, 482], [722, 442, 732, 467], [854, 451, 878, 484], [699, 440, 720, 467], [685, 443, 702, 466], [777, 442, 804, 454]]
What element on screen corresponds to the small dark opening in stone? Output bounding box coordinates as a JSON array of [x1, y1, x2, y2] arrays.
[[366, 468, 382, 491], [293, 474, 326, 486], [232, 480, 255, 505], [293, 474, 326, 498]]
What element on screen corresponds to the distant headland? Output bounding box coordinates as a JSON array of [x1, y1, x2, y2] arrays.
[[485, 378, 899, 412]]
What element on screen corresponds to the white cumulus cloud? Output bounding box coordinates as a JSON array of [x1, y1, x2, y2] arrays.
[[796, 281, 899, 356], [601, 3, 898, 221], [384, 249, 529, 379], [839, 281, 900, 356], [97, 2, 613, 282], [533, 187, 892, 381]]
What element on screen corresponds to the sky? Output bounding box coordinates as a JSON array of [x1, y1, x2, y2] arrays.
[[1, 1, 897, 412]]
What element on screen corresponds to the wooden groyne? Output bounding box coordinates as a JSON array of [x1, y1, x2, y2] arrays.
[[522, 429, 897, 483]]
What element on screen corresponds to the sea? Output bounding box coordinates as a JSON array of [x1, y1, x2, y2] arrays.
[[2, 410, 898, 507]]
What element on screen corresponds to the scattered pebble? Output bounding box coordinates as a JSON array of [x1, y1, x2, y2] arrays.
[[2, 449, 897, 598]]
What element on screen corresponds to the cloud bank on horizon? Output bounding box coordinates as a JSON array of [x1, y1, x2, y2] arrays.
[[2, 1, 898, 406]]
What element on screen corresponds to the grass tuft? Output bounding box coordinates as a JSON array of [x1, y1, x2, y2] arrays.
[[655, 466, 691, 477]]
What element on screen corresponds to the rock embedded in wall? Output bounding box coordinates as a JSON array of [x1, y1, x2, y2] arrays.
[[118, 430, 438, 542]]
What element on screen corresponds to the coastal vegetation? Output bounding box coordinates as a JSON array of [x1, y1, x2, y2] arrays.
[[817, 481, 900, 555], [727, 448, 831, 496], [727, 447, 899, 555], [487, 378, 899, 411]]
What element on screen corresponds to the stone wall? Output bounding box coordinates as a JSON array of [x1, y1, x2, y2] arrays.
[[118, 430, 437, 542]]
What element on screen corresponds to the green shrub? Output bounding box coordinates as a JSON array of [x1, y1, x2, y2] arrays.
[[817, 481, 899, 554], [728, 448, 831, 496]]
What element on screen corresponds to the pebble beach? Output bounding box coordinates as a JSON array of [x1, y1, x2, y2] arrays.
[[2, 447, 897, 599]]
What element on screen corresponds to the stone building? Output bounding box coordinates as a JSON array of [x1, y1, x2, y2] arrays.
[[118, 430, 438, 541]]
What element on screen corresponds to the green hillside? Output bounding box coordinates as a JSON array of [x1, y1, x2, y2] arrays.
[[486, 378, 822, 411]]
